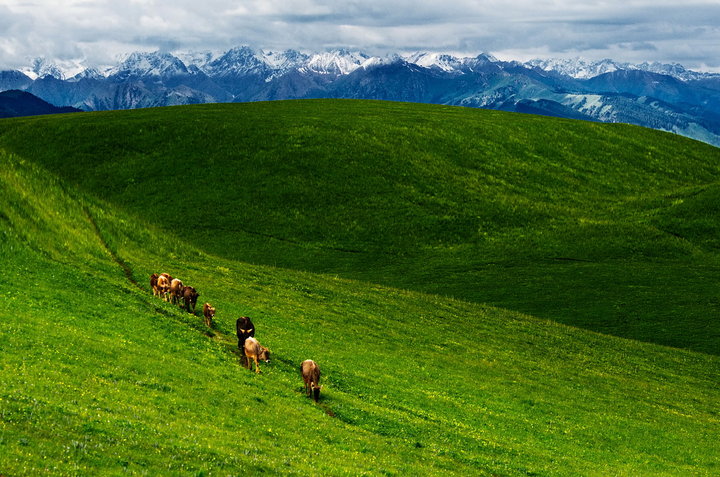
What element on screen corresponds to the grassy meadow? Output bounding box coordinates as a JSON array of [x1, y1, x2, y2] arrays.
[[1, 100, 719, 475], [0, 100, 719, 354]]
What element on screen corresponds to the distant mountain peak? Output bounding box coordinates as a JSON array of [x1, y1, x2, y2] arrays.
[[204, 47, 269, 78], [175, 50, 218, 70], [262, 49, 308, 70], [21, 57, 65, 80], [109, 51, 190, 79], [525, 57, 622, 79], [526, 57, 720, 81], [303, 50, 371, 75], [69, 67, 104, 82], [403, 52, 464, 72]]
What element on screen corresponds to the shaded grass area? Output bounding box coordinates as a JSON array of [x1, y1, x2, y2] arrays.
[[1, 100, 719, 353], [2, 149, 719, 475]]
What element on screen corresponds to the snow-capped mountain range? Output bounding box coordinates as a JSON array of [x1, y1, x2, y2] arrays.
[[17, 49, 719, 83], [525, 58, 716, 82], [3, 47, 720, 147]]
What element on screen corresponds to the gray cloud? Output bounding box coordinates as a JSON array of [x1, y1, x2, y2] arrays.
[[0, 0, 718, 71]]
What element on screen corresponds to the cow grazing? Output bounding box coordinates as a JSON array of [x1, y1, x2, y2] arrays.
[[236, 316, 256, 367], [301, 360, 322, 402], [150, 273, 159, 296], [169, 278, 184, 305], [156, 274, 171, 301], [244, 337, 270, 373], [202, 303, 215, 327], [182, 286, 199, 313]]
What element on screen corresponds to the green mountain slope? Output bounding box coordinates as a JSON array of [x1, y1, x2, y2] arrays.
[[2, 136, 719, 474], [0, 100, 719, 354]]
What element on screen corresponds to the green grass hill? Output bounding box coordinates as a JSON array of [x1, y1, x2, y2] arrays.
[[1, 100, 719, 354], [1, 100, 719, 475]]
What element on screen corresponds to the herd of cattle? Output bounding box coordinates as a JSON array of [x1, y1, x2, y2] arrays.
[[149, 272, 322, 401]]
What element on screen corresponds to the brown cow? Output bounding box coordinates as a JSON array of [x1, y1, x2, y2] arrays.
[[156, 274, 171, 301], [301, 360, 322, 401], [150, 273, 159, 296], [202, 303, 215, 327], [244, 337, 270, 373], [182, 286, 199, 313], [169, 278, 184, 305]]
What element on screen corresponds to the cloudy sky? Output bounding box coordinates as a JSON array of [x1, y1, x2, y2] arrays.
[[1, 0, 719, 71]]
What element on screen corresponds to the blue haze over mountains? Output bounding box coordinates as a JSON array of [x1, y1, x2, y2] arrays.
[[2, 47, 720, 146]]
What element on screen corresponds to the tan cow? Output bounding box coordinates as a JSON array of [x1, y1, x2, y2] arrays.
[[156, 274, 171, 301], [169, 278, 184, 305], [202, 303, 215, 327], [301, 359, 322, 401], [244, 337, 270, 374]]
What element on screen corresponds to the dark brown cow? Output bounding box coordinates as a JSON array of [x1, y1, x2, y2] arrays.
[[182, 286, 199, 313], [202, 303, 215, 327], [150, 273, 159, 297], [244, 337, 270, 373], [236, 316, 255, 347], [236, 316, 256, 367], [301, 359, 322, 402], [169, 278, 184, 305], [156, 274, 171, 301]]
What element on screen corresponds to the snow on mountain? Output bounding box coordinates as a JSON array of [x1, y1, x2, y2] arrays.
[[527, 57, 720, 82], [629, 62, 716, 82], [108, 51, 190, 78], [15, 49, 720, 85], [405, 52, 460, 71], [29, 58, 63, 80], [22, 57, 93, 80], [526, 58, 622, 79], [68, 67, 105, 82], [562, 94, 617, 121], [175, 51, 218, 71], [358, 55, 400, 70], [400, 52, 500, 74], [260, 50, 310, 81], [262, 50, 308, 72], [404, 52, 465, 72], [204, 46, 270, 78], [303, 49, 371, 75], [460, 53, 500, 71]]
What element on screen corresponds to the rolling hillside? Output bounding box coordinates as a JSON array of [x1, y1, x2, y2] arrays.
[[7, 49, 720, 146], [1, 100, 719, 354], [0, 89, 81, 118], [1, 101, 719, 475]]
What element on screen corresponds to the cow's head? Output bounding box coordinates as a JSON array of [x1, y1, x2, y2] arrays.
[[259, 346, 271, 363], [312, 383, 322, 402]]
